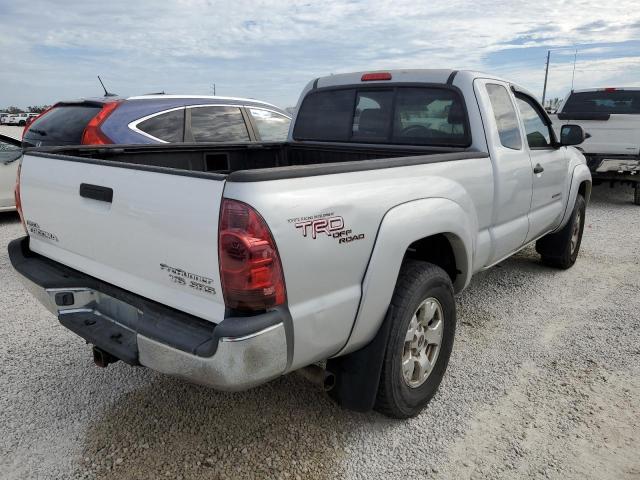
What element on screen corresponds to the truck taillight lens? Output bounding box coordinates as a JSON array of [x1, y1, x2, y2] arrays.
[[14, 162, 27, 234], [81, 101, 120, 145], [218, 199, 286, 312]]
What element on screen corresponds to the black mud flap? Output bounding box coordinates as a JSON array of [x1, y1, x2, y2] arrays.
[[326, 306, 394, 412], [59, 311, 139, 365]]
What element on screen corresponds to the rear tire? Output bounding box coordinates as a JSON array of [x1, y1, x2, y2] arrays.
[[634, 184, 640, 206], [536, 194, 586, 269], [374, 260, 456, 419]]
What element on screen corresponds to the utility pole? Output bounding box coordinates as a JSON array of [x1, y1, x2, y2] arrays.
[[542, 50, 550, 106], [210, 83, 216, 96]]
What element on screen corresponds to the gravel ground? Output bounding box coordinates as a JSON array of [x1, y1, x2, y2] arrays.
[[1, 184, 638, 480]]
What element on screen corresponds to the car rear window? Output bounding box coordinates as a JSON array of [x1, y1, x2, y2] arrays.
[[190, 106, 250, 142], [293, 86, 470, 146], [137, 108, 185, 142], [562, 90, 640, 114], [23, 105, 101, 145]]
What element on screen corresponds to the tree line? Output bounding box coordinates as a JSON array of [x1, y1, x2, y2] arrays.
[[2, 105, 52, 114]]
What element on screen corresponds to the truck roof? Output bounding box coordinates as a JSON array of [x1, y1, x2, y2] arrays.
[[569, 87, 640, 93], [309, 69, 536, 99]]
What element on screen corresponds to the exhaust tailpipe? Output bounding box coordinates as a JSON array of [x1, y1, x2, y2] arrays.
[[297, 364, 336, 391]]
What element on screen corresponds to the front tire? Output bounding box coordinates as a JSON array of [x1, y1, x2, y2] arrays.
[[375, 260, 456, 419], [536, 194, 586, 269], [634, 183, 640, 206]]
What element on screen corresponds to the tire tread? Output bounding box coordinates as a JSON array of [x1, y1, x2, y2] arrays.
[[374, 260, 454, 418]]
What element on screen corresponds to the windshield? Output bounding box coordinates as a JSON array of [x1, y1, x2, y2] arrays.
[[562, 90, 640, 115]]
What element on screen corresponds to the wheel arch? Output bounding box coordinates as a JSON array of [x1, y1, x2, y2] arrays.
[[337, 197, 475, 357], [554, 163, 592, 232]]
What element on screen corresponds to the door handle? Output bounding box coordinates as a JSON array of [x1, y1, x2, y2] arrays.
[[533, 164, 544, 174], [79, 183, 113, 203]]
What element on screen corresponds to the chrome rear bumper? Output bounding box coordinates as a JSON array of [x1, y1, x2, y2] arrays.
[[10, 237, 289, 391]]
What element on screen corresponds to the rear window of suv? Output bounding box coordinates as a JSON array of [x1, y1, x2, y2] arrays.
[[562, 90, 640, 114], [293, 86, 470, 146], [23, 104, 101, 146]]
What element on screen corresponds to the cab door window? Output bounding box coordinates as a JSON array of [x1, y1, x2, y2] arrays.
[[485, 83, 522, 150], [515, 96, 553, 148]]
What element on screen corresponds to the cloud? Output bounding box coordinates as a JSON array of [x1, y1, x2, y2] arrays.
[[0, 0, 639, 108]]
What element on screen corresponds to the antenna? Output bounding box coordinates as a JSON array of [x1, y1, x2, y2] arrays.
[[97, 76, 117, 97], [570, 49, 578, 90]]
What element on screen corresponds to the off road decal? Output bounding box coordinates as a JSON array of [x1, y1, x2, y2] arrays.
[[160, 263, 216, 296], [26, 221, 59, 242], [289, 213, 365, 245]]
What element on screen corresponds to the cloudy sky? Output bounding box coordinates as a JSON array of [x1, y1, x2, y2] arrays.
[[1, 0, 639, 109]]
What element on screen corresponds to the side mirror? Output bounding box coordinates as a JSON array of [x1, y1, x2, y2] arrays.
[[560, 124, 588, 146]]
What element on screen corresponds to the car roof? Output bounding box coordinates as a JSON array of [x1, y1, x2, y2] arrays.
[[126, 95, 287, 113], [53, 95, 289, 116]]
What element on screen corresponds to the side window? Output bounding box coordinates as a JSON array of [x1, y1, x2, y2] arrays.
[[515, 96, 552, 148], [137, 109, 185, 142], [249, 108, 291, 141], [351, 90, 394, 141], [486, 84, 522, 150], [190, 106, 250, 142]]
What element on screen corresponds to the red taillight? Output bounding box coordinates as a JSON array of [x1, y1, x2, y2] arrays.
[[14, 162, 27, 234], [361, 72, 392, 81], [218, 199, 286, 312], [604, 87, 617, 92], [81, 101, 120, 145], [22, 105, 55, 140]]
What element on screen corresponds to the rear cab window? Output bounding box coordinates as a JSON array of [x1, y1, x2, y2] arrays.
[[293, 86, 470, 147], [22, 104, 101, 146], [562, 90, 640, 114]]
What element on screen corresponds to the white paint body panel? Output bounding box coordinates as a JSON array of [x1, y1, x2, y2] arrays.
[[20, 157, 226, 322]]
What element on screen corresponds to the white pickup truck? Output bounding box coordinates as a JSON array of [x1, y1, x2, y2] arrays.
[[551, 88, 640, 204], [9, 70, 592, 418]]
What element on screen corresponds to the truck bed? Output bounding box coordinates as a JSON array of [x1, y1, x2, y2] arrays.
[[30, 142, 474, 178]]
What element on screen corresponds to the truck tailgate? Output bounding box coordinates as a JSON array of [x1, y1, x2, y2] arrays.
[[19, 153, 226, 323], [554, 115, 640, 156]]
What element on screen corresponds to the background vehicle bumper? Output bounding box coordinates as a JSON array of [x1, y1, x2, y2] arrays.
[[8, 237, 289, 391], [585, 153, 640, 174]]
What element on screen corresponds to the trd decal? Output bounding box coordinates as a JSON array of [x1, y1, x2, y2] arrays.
[[289, 213, 365, 245], [295, 216, 344, 239], [26, 220, 59, 242], [160, 263, 216, 296]]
